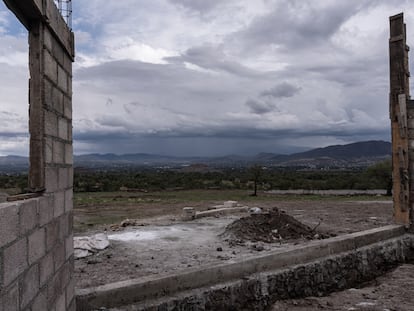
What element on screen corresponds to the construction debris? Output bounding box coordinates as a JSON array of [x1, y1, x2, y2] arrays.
[[74, 233, 110, 259], [221, 207, 331, 243]]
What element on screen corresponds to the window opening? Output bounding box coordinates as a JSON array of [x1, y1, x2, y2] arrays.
[[0, 1, 29, 200]]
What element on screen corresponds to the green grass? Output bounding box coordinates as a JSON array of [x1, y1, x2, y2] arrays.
[[74, 189, 391, 207]]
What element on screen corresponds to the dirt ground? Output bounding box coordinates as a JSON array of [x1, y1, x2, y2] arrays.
[[271, 263, 414, 311], [73, 192, 414, 309], [74, 192, 395, 290]]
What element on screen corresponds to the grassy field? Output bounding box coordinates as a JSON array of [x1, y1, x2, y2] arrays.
[[73, 189, 391, 233], [74, 189, 390, 207]]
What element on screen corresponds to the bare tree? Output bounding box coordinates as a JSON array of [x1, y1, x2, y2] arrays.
[[250, 164, 262, 196]]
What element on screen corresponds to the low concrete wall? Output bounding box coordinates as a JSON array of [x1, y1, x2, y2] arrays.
[[195, 206, 249, 219], [76, 225, 410, 310], [133, 234, 414, 311], [266, 189, 387, 196]]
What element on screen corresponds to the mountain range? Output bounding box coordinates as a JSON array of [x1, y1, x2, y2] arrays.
[[0, 140, 391, 173]]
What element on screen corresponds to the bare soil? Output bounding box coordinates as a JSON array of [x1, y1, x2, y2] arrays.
[[221, 207, 332, 244], [271, 263, 414, 311], [74, 191, 414, 310]]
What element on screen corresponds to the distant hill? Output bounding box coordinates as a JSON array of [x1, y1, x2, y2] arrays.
[[0, 140, 392, 173], [0, 155, 29, 173], [288, 141, 391, 160]]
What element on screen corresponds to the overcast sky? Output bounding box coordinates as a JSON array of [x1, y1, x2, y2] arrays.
[[0, 0, 413, 156]]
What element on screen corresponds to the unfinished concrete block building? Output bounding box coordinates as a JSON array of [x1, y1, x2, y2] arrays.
[[390, 13, 414, 227], [0, 0, 75, 310]]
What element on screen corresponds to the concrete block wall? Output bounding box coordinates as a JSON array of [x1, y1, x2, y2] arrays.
[[407, 100, 414, 224], [0, 0, 74, 310], [408, 104, 414, 226], [0, 198, 74, 310]]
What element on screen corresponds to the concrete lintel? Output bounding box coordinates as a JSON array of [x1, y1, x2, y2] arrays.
[[3, 0, 42, 29], [390, 12, 404, 21], [76, 225, 406, 310], [3, 0, 74, 59], [194, 206, 249, 219]]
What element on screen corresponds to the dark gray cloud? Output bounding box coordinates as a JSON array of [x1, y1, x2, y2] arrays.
[[166, 45, 261, 77], [245, 99, 277, 115], [168, 0, 222, 14], [260, 82, 301, 98], [234, 2, 354, 50], [72, 50, 391, 156], [3, 0, 409, 156], [73, 121, 391, 157]]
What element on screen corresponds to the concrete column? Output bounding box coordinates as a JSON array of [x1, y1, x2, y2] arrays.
[[389, 13, 411, 225], [1, 1, 75, 310]]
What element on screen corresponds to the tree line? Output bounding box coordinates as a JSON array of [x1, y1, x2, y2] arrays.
[[0, 160, 392, 194]]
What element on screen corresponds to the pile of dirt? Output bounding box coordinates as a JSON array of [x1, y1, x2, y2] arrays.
[[221, 207, 328, 243]]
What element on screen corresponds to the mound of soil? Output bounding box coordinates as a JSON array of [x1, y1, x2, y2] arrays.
[[221, 207, 328, 243]]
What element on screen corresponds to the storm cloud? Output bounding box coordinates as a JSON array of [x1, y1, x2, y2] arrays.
[[0, 0, 412, 156]]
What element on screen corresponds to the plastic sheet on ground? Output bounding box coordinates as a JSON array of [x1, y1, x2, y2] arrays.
[[74, 233, 110, 259]]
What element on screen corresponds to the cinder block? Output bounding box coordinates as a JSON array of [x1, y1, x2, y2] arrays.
[[19, 199, 38, 235], [65, 233, 73, 260], [3, 238, 27, 287], [53, 242, 65, 271], [52, 37, 65, 67], [38, 196, 54, 227], [65, 276, 75, 307], [68, 299, 76, 311], [55, 293, 66, 311], [67, 211, 73, 236], [58, 168, 70, 190], [0, 247, 2, 275], [31, 290, 47, 311], [58, 118, 69, 141], [58, 65, 68, 92], [44, 137, 53, 164], [44, 79, 53, 109], [46, 219, 59, 251], [20, 264, 39, 309], [63, 96, 72, 120], [44, 50, 57, 81], [68, 168, 74, 187], [53, 140, 65, 164], [67, 72, 72, 95], [65, 143, 73, 165], [45, 166, 59, 193], [0, 203, 19, 248], [52, 87, 64, 115], [54, 191, 65, 218], [60, 261, 71, 289], [65, 189, 73, 212], [44, 110, 58, 137], [63, 52, 72, 75], [28, 228, 46, 265], [39, 252, 53, 286], [68, 122, 73, 141], [59, 213, 69, 239], [43, 27, 52, 51], [47, 270, 63, 308], [1, 281, 19, 311]]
